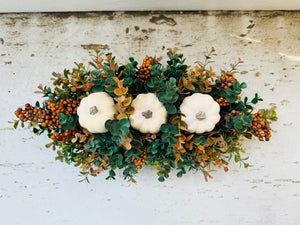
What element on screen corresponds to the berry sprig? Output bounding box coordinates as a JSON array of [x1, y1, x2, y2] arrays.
[[216, 97, 230, 107], [251, 111, 271, 141], [220, 71, 236, 89], [50, 128, 77, 144], [15, 99, 79, 131], [133, 148, 147, 170], [139, 56, 154, 84], [46, 99, 79, 129], [15, 104, 43, 123]]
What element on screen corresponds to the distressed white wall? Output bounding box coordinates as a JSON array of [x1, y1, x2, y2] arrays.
[[0, 0, 300, 12], [0, 11, 300, 225]]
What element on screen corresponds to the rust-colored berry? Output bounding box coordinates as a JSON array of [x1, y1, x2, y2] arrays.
[[133, 148, 147, 170], [216, 97, 230, 107], [139, 56, 154, 85], [14, 99, 80, 143], [220, 71, 236, 90], [250, 111, 271, 141]]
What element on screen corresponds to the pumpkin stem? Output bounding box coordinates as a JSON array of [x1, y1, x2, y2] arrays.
[[89, 106, 98, 115], [142, 110, 153, 119], [196, 111, 206, 120]]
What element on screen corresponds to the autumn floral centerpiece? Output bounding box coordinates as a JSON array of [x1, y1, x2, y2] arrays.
[[12, 47, 277, 182]]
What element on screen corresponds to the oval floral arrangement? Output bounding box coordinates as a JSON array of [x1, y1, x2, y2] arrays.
[[12, 47, 277, 182]]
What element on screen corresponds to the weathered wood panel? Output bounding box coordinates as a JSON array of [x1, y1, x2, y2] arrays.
[[0, 0, 300, 12], [0, 11, 300, 225]]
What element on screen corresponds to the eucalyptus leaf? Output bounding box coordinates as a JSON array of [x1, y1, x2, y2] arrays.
[[92, 86, 104, 93], [165, 103, 177, 114]]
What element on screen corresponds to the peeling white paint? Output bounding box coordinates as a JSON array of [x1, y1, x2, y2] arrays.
[[230, 34, 262, 43], [0, 11, 300, 225], [279, 52, 300, 62], [0, 0, 300, 12]]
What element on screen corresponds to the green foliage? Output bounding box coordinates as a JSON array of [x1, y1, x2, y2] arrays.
[[157, 79, 179, 104], [91, 70, 106, 93], [106, 170, 116, 180], [121, 57, 140, 95], [109, 153, 124, 167], [226, 114, 253, 133], [160, 124, 178, 155], [251, 93, 263, 104], [260, 107, 277, 121], [165, 48, 188, 81], [59, 113, 78, 130], [105, 119, 130, 144], [146, 139, 164, 155], [84, 133, 118, 156], [165, 103, 177, 114], [195, 135, 208, 145]]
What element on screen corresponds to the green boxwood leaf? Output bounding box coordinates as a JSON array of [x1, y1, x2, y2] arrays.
[[160, 124, 178, 134], [226, 94, 237, 103], [92, 86, 104, 92], [106, 170, 116, 180], [33, 127, 39, 134], [169, 77, 176, 84], [242, 114, 253, 126], [233, 116, 244, 132], [120, 119, 130, 128], [105, 86, 117, 93], [91, 70, 101, 76], [106, 77, 116, 85], [177, 171, 183, 178], [236, 101, 245, 111], [243, 133, 252, 139], [240, 82, 247, 89], [226, 117, 234, 129], [251, 93, 263, 104], [59, 113, 78, 130], [195, 135, 207, 145], [109, 153, 124, 167], [246, 105, 253, 110], [105, 120, 120, 135], [251, 98, 258, 104], [165, 103, 177, 114], [147, 80, 154, 88], [158, 176, 165, 182], [160, 124, 169, 133]]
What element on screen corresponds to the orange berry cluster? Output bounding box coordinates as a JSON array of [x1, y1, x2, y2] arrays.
[[224, 110, 243, 120], [45, 99, 79, 130], [50, 128, 78, 145], [251, 111, 271, 141], [133, 148, 147, 170], [216, 97, 230, 107], [15, 99, 79, 131], [15, 103, 45, 123], [220, 71, 235, 89], [139, 56, 153, 84], [46, 99, 79, 128]]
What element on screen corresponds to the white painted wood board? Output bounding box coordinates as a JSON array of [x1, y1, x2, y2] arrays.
[[0, 11, 300, 225], [0, 0, 300, 12]]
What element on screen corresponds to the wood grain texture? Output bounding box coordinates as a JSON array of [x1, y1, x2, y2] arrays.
[[0, 11, 300, 225], [0, 0, 300, 12]]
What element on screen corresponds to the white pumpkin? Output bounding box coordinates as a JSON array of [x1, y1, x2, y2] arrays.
[[180, 93, 220, 133], [129, 93, 167, 133], [77, 92, 116, 133]]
